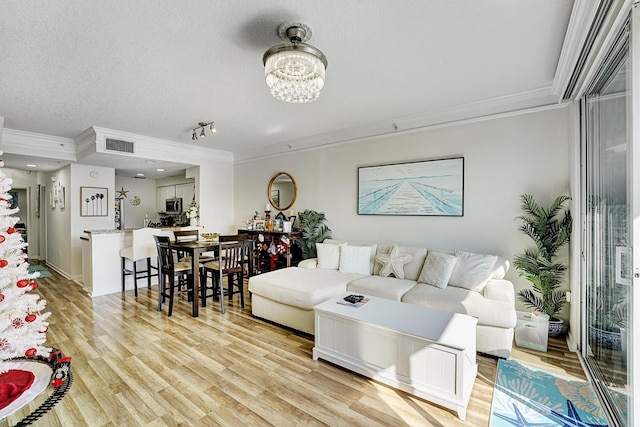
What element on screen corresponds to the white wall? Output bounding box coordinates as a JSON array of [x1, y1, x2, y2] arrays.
[[198, 162, 235, 234], [67, 164, 115, 280], [46, 166, 72, 276], [234, 105, 572, 318], [115, 176, 158, 227], [2, 168, 42, 259]]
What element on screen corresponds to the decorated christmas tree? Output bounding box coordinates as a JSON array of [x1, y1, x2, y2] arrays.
[[0, 158, 51, 373]]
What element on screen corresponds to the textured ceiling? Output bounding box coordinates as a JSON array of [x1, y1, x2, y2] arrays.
[[0, 1, 574, 174]]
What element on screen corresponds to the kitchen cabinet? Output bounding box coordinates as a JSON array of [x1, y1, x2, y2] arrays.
[[156, 185, 176, 213], [175, 183, 195, 206]]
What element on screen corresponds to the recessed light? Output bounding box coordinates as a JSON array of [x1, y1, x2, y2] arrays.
[[156, 168, 165, 172], [26, 164, 37, 168], [136, 173, 145, 177]]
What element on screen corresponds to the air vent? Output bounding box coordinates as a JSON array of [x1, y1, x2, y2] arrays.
[[105, 138, 135, 154]]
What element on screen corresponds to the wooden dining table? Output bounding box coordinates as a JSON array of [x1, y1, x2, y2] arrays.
[[171, 240, 219, 317]]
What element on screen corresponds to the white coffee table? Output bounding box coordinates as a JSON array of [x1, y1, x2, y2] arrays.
[[313, 294, 478, 420]]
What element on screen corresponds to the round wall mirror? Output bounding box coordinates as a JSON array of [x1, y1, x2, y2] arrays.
[[268, 172, 297, 211]]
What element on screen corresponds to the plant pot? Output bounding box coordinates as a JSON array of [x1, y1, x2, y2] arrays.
[[548, 318, 564, 337], [588, 325, 622, 350], [190, 218, 198, 226]]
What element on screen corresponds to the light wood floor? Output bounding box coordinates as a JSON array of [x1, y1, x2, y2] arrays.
[[3, 266, 586, 427]]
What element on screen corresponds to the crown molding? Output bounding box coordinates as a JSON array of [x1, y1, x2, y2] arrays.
[[90, 126, 234, 163], [1, 128, 77, 160], [234, 85, 560, 162]]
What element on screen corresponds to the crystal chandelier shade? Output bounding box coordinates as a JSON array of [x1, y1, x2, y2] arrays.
[[263, 23, 328, 104]]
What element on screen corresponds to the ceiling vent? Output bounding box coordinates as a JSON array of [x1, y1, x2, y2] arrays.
[[105, 138, 135, 154]]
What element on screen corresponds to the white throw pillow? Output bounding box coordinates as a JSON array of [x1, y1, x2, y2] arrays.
[[316, 243, 341, 270], [449, 250, 498, 292], [339, 244, 372, 275], [418, 251, 458, 289]]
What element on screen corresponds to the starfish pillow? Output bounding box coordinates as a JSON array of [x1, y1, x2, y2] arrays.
[[375, 244, 413, 279]]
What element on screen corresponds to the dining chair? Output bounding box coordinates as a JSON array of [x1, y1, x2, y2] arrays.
[[154, 235, 193, 316], [120, 227, 158, 297], [201, 235, 248, 313]]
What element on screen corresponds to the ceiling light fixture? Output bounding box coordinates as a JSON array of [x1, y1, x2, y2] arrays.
[[263, 22, 328, 103], [192, 121, 216, 141]]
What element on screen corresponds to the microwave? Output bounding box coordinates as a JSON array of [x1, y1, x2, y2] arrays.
[[165, 198, 183, 214]]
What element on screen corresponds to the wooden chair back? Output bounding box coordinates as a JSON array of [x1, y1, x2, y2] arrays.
[[154, 235, 176, 276]]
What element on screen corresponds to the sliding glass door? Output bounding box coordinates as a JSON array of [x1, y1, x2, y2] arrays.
[[582, 21, 632, 426]]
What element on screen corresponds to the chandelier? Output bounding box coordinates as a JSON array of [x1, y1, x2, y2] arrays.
[[262, 23, 328, 104], [191, 122, 216, 140]]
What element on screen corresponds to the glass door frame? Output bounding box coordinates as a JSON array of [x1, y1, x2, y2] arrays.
[[579, 4, 639, 426]]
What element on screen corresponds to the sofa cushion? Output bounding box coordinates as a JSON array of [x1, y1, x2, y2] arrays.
[[418, 251, 458, 289], [248, 267, 363, 310], [401, 283, 517, 329], [339, 244, 373, 275], [374, 245, 427, 281], [316, 243, 342, 269], [449, 250, 497, 292], [491, 256, 510, 280], [347, 275, 417, 301]]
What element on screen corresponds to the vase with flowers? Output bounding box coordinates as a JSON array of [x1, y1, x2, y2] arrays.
[[186, 201, 199, 226]]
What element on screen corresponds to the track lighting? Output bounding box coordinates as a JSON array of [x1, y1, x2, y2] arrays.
[[192, 121, 216, 141]]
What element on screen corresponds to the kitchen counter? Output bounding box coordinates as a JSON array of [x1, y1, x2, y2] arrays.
[[83, 226, 191, 235], [81, 226, 199, 297]]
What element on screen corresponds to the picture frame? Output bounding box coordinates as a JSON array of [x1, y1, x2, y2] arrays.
[[81, 187, 108, 217], [254, 219, 266, 231], [58, 185, 65, 210], [49, 186, 56, 209], [35, 184, 40, 218], [358, 157, 464, 216]]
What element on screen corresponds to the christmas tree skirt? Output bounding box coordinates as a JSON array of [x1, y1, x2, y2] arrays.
[[27, 265, 52, 278], [0, 361, 51, 419]]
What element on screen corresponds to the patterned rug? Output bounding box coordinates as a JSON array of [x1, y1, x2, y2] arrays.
[[27, 265, 52, 278], [490, 359, 609, 426]]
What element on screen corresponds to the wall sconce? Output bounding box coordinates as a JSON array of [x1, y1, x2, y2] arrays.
[[192, 122, 216, 140]]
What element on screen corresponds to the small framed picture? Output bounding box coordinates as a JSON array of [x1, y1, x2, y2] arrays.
[[81, 187, 108, 216], [254, 220, 266, 231]]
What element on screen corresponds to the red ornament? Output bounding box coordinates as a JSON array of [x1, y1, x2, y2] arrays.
[[7, 227, 17, 234], [0, 293, 4, 302], [30, 282, 38, 290], [25, 313, 36, 323], [24, 348, 37, 358], [17, 279, 29, 288], [0, 235, 5, 243], [0, 260, 7, 268]]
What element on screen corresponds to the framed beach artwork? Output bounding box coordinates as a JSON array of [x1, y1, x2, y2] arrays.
[[81, 187, 108, 217], [358, 157, 464, 216]]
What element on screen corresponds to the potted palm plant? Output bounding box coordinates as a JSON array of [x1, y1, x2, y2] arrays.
[[295, 209, 332, 259], [514, 194, 572, 337]]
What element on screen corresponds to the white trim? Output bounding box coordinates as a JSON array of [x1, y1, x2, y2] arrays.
[[1, 128, 77, 160], [235, 102, 570, 164], [552, 1, 602, 98]]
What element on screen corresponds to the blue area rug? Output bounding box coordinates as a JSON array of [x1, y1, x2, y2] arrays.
[[490, 359, 609, 426], [27, 265, 52, 278]]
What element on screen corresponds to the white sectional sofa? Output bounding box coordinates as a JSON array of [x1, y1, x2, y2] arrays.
[[249, 240, 517, 358]]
